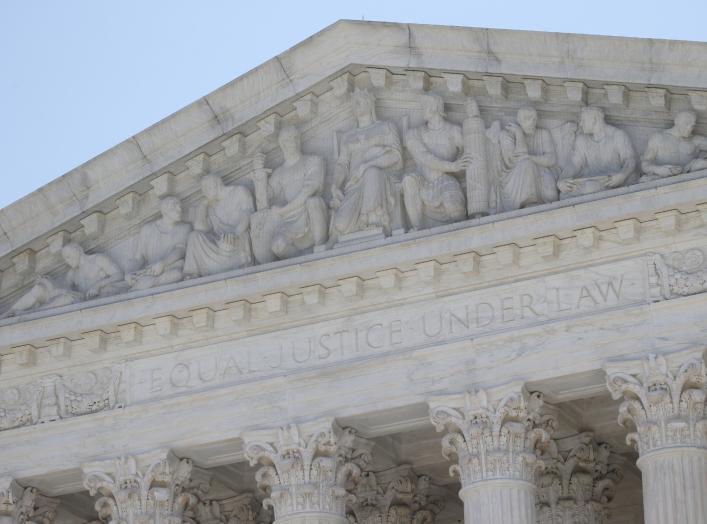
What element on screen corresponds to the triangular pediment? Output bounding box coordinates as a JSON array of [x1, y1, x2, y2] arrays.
[[2, 20, 707, 330]]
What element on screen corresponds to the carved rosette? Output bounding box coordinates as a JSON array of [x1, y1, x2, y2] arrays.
[[429, 389, 552, 487], [82, 451, 196, 524], [606, 353, 707, 455], [0, 478, 58, 524], [347, 465, 444, 524], [536, 433, 624, 524], [244, 423, 371, 523]]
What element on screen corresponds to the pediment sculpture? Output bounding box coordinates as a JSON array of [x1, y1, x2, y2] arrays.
[[4, 80, 707, 317]]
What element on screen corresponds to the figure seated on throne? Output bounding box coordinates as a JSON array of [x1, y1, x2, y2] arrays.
[[640, 111, 707, 182], [557, 107, 637, 198], [4, 243, 127, 317], [329, 89, 403, 243], [250, 126, 328, 264]]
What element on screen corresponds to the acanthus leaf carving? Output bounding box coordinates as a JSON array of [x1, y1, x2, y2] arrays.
[[536, 432, 624, 524], [82, 451, 196, 524], [606, 353, 707, 454], [347, 465, 445, 524], [244, 423, 372, 522], [0, 479, 59, 524], [429, 388, 552, 486]]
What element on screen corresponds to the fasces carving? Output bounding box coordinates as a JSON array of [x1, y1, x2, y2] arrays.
[[536, 433, 623, 524], [126, 196, 192, 290], [330, 89, 404, 242], [606, 353, 707, 454], [489, 107, 559, 212], [558, 107, 637, 198], [0, 478, 59, 524], [244, 423, 371, 524], [251, 126, 328, 263], [4, 243, 127, 317], [429, 388, 552, 524], [640, 111, 707, 182], [347, 465, 444, 524], [402, 94, 468, 231], [184, 175, 254, 278], [82, 452, 196, 524], [0, 367, 123, 433]]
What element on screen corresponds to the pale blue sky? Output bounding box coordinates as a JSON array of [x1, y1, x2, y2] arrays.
[[1, 0, 706, 209]]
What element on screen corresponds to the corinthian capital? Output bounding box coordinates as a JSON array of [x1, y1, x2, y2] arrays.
[[81, 449, 196, 524], [605, 352, 707, 454], [243, 421, 372, 521], [0, 478, 58, 524], [537, 432, 624, 524], [428, 386, 553, 486], [347, 465, 444, 524]]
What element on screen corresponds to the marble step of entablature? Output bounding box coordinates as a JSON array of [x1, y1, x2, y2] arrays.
[[2, 177, 707, 379], [3, 60, 707, 308]]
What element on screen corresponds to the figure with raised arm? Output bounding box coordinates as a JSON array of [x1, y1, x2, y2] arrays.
[[402, 94, 469, 230]]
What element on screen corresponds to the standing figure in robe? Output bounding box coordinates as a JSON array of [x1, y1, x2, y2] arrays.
[[330, 89, 403, 241], [184, 174, 254, 278], [557, 107, 637, 198], [640, 110, 707, 182], [494, 107, 559, 212], [126, 196, 192, 290], [250, 125, 328, 263], [4, 243, 126, 316], [402, 93, 470, 230]]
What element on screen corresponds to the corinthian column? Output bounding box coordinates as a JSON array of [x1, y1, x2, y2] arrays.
[[428, 386, 552, 524], [0, 478, 58, 524], [536, 432, 624, 524], [81, 449, 197, 524], [243, 421, 371, 524], [347, 465, 445, 524], [606, 351, 707, 524]]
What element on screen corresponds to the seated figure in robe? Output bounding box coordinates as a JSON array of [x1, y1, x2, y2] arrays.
[[4, 242, 126, 316], [126, 196, 192, 290], [640, 111, 707, 182], [494, 107, 559, 211], [557, 107, 637, 198], [250, 125, 328, 263], [402, 94, 469, 230], [330, 89, 403, 241], [184, 174, 254, 278]]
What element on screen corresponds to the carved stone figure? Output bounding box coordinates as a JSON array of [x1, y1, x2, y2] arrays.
[[330, 89, 403, 241], [184, 175, 254, 278], [558, 107, 637, 198], [250, 126, 328, 263], [4, 243, 126, 316], [493, 107, 559, 211], [402, 94, 469, 230], [126, 196, 192, 290], [640, 111, 707, 182]]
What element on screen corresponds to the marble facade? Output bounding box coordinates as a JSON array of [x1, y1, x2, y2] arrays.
[[2, 20, 707, 524]]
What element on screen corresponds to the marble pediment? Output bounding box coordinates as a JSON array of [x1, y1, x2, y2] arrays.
[[3, 20, 707, 328]]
